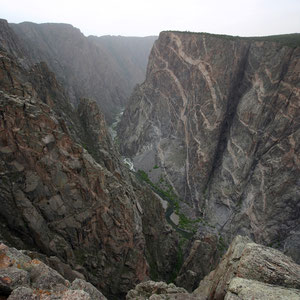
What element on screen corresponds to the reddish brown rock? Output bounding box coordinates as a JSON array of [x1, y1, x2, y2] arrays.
[[0, 31, 178, 297]]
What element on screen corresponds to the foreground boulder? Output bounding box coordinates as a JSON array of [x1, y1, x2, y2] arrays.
[[0, 243, 107, 299], [193, 235, 300, 299], [225, 278, 300, 300], [126, 281, 197, 300]]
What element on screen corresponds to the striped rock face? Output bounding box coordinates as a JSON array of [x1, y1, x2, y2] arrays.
[[119, 31, 300, 258]]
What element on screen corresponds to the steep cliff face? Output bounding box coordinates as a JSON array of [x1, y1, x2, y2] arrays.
[[119, 31, 300, 260], [0, 43, 179, 298], [8, 21, 156, 123], [0, 49, 146, 298]]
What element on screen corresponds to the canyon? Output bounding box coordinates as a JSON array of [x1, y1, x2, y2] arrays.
[[0, 17, 300, 299], [8, 20, 156, 123], [119, 31, 300, 265]]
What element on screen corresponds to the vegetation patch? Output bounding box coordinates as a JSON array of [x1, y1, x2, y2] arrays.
[[136, 169, 201, 235], [217, 236, 227, 253]]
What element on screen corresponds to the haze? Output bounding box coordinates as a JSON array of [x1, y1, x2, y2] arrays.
[[2, 0, 300, 37]]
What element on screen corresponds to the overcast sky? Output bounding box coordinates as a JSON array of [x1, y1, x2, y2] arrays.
[[2, 0, 300, 37]]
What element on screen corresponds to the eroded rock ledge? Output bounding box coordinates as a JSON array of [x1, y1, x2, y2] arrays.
[[0, 243, 107, 299]]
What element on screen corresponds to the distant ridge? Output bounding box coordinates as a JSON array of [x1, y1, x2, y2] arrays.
[[164, 30, 300, 47]]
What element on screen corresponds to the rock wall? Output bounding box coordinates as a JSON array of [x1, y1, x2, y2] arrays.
[[118, 31, 300, 260], [0, 43, 178, 298]]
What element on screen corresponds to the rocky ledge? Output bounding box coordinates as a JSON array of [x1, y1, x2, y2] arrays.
[[0, 243, 107, 299]]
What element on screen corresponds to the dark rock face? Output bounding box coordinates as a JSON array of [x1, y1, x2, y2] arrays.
[[8, 21, 156, 123], [0, 43, 179, 298], [118, 31, 300, 260], [175, 226, 222, 292], [134, 184, 180, 283]]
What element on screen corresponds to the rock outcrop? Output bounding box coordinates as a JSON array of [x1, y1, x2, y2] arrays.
[[126, 281, 196, 300], [193, 235, 300, 299], [225, 278, 300, 300], [118, 31, 300, 261], [8, 21, 156, 123], [0, 243, 107, 299], [0, 44, 179, 298]]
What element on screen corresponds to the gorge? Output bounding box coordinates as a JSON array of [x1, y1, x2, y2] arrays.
[[0, 17, 300, 300], [119, 30, 300, 264]]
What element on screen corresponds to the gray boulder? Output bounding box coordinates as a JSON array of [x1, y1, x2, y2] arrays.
[[7, 287, 37, 300], [225, 278, 300, 300], [71, 278, 107, 300], [126, 281, 197, 300], [193, 235, 300, 299]]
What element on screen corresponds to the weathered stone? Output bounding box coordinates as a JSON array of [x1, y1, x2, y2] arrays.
[[225, 278, 300, 300], [28, 259, 69, 291], [61, 290, 91, 300], [193, 235, 300, 299], [0, 245, 31, 270], [126, 281, 197, 300], [0, 244, 110, 300], [71, 278, 107, 300], [7, 287, 38, 300], [0, 267, 30, 293], [237, 243, 300, 289]]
